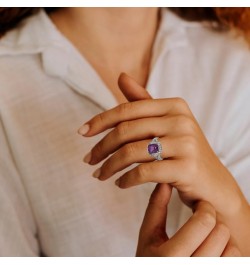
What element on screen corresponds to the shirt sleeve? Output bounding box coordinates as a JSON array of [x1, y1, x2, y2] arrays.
[[0, 118, 39, 256]]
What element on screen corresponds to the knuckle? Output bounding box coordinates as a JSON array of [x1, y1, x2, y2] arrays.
[[194, 202, 216, 230], [117, 102, 133, 117], [97, 111, 106, 124], [174, 97, 187, 106], [175, 114, 187, 127], [197, 211, 216, 230], [123, 143, 136, 159], [116, 121, 129, 138], [185, 118, 196, 134], [175, 115, 193, 131], [182, 136, 199, 157], [174, 97, 189, 112]]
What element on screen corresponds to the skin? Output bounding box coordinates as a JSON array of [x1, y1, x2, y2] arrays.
[[137, 184, 240, 257]]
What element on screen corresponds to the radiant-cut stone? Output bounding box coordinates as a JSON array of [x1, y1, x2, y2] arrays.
[[148, 144, 159, 154]]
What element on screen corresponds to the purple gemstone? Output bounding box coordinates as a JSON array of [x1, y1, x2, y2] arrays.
[[148, 144, 159, 154]]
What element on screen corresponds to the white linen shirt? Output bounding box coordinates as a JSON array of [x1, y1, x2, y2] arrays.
[[0, 8, 250, 256]]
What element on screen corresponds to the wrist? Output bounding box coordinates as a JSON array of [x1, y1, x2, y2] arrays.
[[209, 168, 246, 218], [217, 190, 250, 256]]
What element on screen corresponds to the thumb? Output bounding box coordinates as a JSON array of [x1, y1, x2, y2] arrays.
[[118, 72, 152, 101], [137, 184, 172, 249]]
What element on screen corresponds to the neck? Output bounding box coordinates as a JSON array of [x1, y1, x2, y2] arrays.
[[50, 7, 160, 102]]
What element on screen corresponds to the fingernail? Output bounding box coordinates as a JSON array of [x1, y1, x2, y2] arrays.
[[78, 124, 90, 136], [83, 152, 92, 164], [115, 179, 120, 187], [93, 168, 101, 178]]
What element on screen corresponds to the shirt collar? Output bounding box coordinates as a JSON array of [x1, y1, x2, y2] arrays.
[[0, 10, 117, 110], [0, 8, 202, 109], [0, 10, 64, 55]]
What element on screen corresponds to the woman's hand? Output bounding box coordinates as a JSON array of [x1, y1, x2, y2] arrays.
[[78, 74, 245, 218], [137, 183, 240, 257]]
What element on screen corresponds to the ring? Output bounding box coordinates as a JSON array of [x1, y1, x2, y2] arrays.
[[147, 137, 163, 161]]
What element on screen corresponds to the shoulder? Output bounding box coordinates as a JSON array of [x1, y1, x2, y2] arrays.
[[159, 10, 250, 104], [181, 15, 250, 96], [187, 24, 250, 66], [191, 26, 250, 101], [162, 9, 250, 67], [159, 9, 250, 89], [0, 9, 66, 104], [0, 9, 47, 88], [189, 26, 250, 100]]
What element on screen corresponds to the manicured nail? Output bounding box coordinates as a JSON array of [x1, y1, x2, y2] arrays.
[[115, 179, 120, 187], [83, 152, 92, 164], [93, 168, 101, 178], [78, 124, 90, 136]]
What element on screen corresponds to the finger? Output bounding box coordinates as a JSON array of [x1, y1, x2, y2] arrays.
[[114, 159, 186, 189], [159, 201, 216, 256], [137, 184, 172, 248], [89, 115, 195, 165], [221, 241, 241, 257], [98, 136, 187, 181], [192, 223, 230, 257], [78, 98, 191, 136], [118, 72, 152, 101]]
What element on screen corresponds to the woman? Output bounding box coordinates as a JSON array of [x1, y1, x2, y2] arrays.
[[0, 7, 249, 256]]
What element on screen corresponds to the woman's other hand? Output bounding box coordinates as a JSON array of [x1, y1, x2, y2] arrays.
[[136, 184, 240, 257]]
